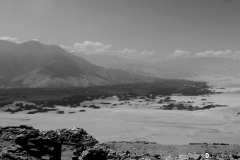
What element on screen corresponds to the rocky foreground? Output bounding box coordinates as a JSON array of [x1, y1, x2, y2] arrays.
[[0, 126, 240, 160]]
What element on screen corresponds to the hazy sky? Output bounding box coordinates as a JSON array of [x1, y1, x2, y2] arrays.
[[0, 0, 240, 60]]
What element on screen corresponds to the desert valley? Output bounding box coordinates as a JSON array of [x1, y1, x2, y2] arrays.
[[1, 87, 240, 145], [1, 0, 240, 159], [0, 40, 240, 160], [1, 70, 240, 159]]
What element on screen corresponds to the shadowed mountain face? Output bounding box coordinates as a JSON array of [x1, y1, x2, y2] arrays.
[[0, 40, 155, 88]]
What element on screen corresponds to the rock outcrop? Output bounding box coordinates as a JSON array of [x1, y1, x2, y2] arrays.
[[0, 125, 98, 160], [1, 126, 240, 160]]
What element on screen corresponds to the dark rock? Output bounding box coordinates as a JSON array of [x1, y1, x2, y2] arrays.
[[232, 153, 240, 159]]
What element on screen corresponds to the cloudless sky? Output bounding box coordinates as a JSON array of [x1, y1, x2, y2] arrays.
[[0, 0, 240, 57]]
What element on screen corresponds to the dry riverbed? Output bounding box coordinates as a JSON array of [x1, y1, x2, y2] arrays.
[[0, 87, 240, 145]]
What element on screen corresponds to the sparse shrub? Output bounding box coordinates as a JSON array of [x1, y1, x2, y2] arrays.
[[92, 106, 100, 109], [57, 111, 64, 114], [27, 111, 36, 114]]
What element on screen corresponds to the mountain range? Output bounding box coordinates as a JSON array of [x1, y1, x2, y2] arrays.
[[1, 39, 239, 88], [0, 40, 155, 88], [75, 53, 240, 87]]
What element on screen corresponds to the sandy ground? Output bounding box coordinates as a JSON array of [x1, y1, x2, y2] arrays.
[[0, 87, 240, 145]]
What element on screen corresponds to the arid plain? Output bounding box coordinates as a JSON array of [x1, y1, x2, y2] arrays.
[[1, 86, 240, 145]]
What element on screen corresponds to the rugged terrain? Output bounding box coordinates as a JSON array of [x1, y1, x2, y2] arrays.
[[0, 40, 155, 88], [1, 126, 240, 160]]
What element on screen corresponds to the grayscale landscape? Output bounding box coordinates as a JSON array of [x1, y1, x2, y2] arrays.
[[0, 0, 240, 160]]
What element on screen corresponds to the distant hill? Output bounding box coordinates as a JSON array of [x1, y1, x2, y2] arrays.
[[152, 57, 240, 86], [0, 40, 156, 88], [80, 54, 240, 87]]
